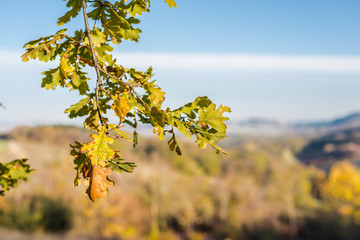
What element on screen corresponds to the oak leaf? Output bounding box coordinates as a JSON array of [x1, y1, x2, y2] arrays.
[[80, 127, 115, 166], [85, 165, 114, 202], [111, 93, 135, 122]]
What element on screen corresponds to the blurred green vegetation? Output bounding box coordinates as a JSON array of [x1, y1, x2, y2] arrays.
[[1, 126, 360, 239], [0, 195, 72, 233]]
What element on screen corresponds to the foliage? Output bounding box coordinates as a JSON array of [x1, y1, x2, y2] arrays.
[[22, 0, 230, 201], [0, 159, 33, 196], [320, 161, 360, 223]]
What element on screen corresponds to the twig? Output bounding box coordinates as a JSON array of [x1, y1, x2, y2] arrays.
[[74, 33, 86, 71], [97, 68, 148, 108], [99, 85, 111, 96], [98, 67, 127, 84], [63, 34, 82, 44], [82, 0, 105, 127], [82, 0, 148, 114]]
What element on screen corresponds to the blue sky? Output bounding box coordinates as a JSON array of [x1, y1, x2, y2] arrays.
[[1, 0, 360, 129]]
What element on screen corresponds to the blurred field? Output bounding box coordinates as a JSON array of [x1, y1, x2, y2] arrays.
[[1, 125, 360, 240]]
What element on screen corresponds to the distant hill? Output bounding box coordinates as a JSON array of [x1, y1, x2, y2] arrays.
[[297, 127, 360, 170], [4, 125, 91, 144], [237, 117, 282, 127], [294, 112, 360, 130], [329, 113, 360, 128], [233, 112, 360, 136]]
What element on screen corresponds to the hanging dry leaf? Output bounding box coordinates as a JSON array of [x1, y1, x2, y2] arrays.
[[85, 165, 114, 202]]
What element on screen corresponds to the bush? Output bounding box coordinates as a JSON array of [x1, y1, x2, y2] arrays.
[[0, 195, 73, 233]]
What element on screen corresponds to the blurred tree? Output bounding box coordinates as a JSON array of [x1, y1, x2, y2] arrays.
[[321, 160, 360, 223]]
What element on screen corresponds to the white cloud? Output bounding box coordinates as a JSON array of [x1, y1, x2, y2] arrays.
[[1, 48, 359, 73], [115, 52, 360, 73], [0, 49, 25, 65]]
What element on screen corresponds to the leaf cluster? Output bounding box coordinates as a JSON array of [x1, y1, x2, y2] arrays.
[[0, 159, 34, 195], [22, 0, 230, 201]]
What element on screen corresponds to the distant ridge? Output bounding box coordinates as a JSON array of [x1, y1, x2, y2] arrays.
[[232, 112, 360, 134], [237, 117, 282, 127], [297, 127, 360, 170], [293, 112, 360, 131], [330, 113, 360, 127]]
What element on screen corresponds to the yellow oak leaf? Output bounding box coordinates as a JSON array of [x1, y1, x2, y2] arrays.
[[80, 127, 114, 167], [111, 93, 134, 122]]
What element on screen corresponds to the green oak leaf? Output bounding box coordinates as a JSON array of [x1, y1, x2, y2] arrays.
[[148, 86, 165, 106], [90, 27, 107, 47], [70, 141, 89, 186], [198, 103, 231, 132], [119, 28, 142, 41], [57, 0, 82, 26], [81, 127, 115, 167], [65, 96, 91, 118], [126, 0, 149, 17], [109, 124, 133, 143], [174, 119, 192, 139], [41, 68, 64, 90], [168, 132, 182, 155], [0, 159, 34, 195], [107, 153, 137, 173]]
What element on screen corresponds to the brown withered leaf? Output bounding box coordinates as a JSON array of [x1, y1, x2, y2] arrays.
[[78, 56, 94, 67], [85, 165, 114, 202]]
